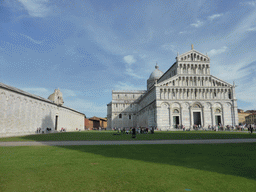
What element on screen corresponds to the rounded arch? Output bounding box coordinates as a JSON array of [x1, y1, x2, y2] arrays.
[[192, 102, 203, 108], [213, 102, 223, 109], [173, 108, 180, 114], [215, 108, 222, 113], [182, 102, 190, 109], [161, 102, 170, 108], [171, 102, 181, 108], [205, 102, 212, 109]]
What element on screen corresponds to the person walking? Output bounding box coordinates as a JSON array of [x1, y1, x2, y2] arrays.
[[250, 124, 253, 134]]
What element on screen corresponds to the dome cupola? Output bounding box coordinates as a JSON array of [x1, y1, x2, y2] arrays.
[[149, 64, 164, 80], [147, 63, 163, 90]]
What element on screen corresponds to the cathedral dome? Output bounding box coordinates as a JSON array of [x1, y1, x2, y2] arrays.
[[149, 64, 163, 80]]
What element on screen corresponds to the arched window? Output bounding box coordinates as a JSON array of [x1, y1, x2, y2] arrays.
[[193, 104, 200, 108], [173, 109, 179, 113], [119, 114, 122, 118]]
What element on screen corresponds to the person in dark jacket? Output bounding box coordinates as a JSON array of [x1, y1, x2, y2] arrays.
[[132, 127, 136, 138]]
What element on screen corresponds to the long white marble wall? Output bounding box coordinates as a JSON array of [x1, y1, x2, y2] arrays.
[[0, 88, 84, 137]]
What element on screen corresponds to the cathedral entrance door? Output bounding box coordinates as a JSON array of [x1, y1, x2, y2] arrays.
[[193, 112, 201, 126], [215, 115, 221, 125], [173, 116, 179, 128]]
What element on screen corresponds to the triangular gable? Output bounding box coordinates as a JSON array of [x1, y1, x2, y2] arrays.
[[178, 49, 210, 62], [157, 74, 233, 87], [210, 75, 233, 87], [157, 75, 180, 86]]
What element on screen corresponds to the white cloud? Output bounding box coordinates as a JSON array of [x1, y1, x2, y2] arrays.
[[65, 98, 106, 115], [179, 31, 187, 34], [23, 87, 52, 98], [0, 56, 8, 67], [208, 13, 223, 20], [161, 44, 177, 53], [114, 82, 145, 91], [22, 87, 78, 99], [226, 8, 256, 42], [125, 68, 143, 79], [241, 1, 256, 6], [20, 34, 42, 44], [18, 0, 50, 17], [247, 27, 256, 31], [190, 20, 203, 28], [208, 46, 228, 57], [123, 55, 143, 79], [164, 30, 173, 35], [123, 55, 136, 65], [139, 54, 147, 59], [62, 89, 77, 97]]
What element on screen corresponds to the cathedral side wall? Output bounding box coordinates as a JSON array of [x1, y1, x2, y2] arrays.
[[137, 89, 156, 128], [110, 91, 146, 129], [0, 88, 84, 137], [157, 64, 177, 84]]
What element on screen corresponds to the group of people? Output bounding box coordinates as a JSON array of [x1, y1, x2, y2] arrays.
[[113, 127, 155, 135], [36, 127, 51, 134]]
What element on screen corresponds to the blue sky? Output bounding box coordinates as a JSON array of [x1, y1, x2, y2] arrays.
[[1, 0, 256, 117]]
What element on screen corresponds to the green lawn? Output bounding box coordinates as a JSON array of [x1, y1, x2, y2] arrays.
[[0, 130, 256, 142], [1, 143, 256, 192]]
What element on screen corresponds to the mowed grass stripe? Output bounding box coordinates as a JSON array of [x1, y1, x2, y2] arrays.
[[1, 131, 256, 142], [0, 143, 256, 192]]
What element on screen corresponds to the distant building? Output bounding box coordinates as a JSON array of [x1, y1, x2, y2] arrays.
[[237, 109, 244, 113], [245, 113, 256, 124], [107, 46, 238, 130], [238, 109, 251, 124], [245, 110, 256, 113], [0, 83, 84, 137], [84, 116, 107, 130]]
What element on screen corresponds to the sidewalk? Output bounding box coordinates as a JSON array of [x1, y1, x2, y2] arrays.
[[1, 139, 256, 146]]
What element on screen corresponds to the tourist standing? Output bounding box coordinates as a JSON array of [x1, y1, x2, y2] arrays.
[[132, 127, 136, 138]]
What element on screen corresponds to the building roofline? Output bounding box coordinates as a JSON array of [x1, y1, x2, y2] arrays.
[[0, 82, 85, 116]]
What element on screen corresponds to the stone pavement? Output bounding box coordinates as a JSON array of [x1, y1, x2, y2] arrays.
[[1, 139, 256, 146]]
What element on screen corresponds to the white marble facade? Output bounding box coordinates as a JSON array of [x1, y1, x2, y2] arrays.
[[0, 83, 85, 137], [107, 47, 238, 130]]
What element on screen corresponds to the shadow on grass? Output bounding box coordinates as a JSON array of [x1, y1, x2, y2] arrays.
[[1, 131, 256, 141], [59, 143, 256, 181], [1, 131, 256, 181]]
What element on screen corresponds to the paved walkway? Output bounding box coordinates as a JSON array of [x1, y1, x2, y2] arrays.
[[1, 139, 256, 146]]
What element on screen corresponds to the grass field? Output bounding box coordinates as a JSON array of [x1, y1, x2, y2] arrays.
[[1, 143, 256, 192], [0, 130, 256, 142]]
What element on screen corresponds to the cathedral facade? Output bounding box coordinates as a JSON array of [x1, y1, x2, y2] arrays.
[[107, 47, 238, 130]]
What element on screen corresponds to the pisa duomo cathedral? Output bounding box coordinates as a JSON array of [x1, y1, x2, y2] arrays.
[[107, 46, 238, 130]]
